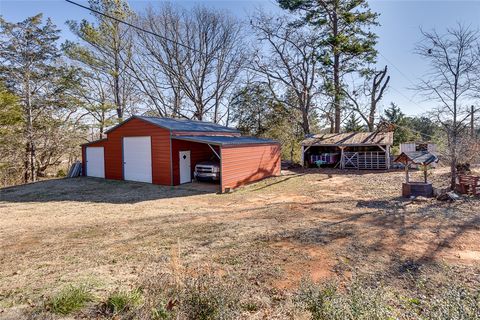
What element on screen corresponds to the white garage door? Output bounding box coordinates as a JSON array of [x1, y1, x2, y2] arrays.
[[86, 147, 105, 178], [123, 136, 152, 183]]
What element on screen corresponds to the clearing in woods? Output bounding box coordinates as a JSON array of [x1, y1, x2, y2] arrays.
[[0, 167, 479, 315]]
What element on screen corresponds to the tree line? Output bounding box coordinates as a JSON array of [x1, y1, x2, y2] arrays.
[[1, 0, 479, 188]]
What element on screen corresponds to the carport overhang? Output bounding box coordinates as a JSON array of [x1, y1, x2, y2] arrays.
[[171, 135, 280, 193]]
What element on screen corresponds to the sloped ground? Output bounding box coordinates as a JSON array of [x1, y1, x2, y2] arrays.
[[0, 168, 479, 318]]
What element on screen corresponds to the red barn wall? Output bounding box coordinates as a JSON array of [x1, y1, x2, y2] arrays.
[[221, 144, 281, 192], [171, 139, 219, 185], [83, 118, 172, 185]]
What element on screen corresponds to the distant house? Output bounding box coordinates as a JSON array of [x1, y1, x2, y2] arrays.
[[81, 116, 281, 192], [300, 131, 394, 170]]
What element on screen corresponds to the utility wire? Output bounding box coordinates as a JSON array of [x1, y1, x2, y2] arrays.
[[65, 0, 432, 117], [64, 0, 198, 53]]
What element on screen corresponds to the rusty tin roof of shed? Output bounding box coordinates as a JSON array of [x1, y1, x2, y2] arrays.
[[301, 132, 393, 147]]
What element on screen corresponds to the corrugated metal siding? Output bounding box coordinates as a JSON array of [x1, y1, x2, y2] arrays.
[[81, 140, 106, 176], [172, 131, 241, 137], [221, 144, 281, 192], [171, 139, 219, 185], [96, 118, 171, 184], [400, 143, 416, 153]]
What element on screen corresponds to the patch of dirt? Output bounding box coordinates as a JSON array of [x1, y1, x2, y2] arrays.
[[1, 168, 479, 314], [270, 240, 335, 290]]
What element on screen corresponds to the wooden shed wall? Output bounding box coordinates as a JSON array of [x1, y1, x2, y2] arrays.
[[220, 144, 281, 192], [171, 139, 219, 185]]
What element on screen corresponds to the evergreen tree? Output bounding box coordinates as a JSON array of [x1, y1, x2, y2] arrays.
[[229, 84, 274, 136], [278, 0, 379, 133], [383, 103, 414, 145], [0, 14, 79, 182], [343, 113, 364, 132]]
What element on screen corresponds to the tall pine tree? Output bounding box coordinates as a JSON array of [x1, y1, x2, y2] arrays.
[[278, 0, 379, 133]]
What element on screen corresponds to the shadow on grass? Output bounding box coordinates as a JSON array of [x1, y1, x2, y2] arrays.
[[0, 177, 218, 204]]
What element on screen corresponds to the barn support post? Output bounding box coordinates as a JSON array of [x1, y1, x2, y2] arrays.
[[301, 145, 304, 167], [386, 145, 391, 170], [339, 146, 345, 169], [302, 145, 312, 167], [207, 144, 221, 160]]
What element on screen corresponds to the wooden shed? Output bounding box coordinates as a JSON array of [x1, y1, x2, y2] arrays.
[[81, 116, 281, 192], [301, 132, 393, 170]]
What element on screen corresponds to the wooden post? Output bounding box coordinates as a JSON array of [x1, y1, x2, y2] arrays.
[[405, 161, 409, 183], [386, 145, 391, 170], [301, 145, 305, 167], [339, 146, 345, 169], [423, 165, 428, 183]]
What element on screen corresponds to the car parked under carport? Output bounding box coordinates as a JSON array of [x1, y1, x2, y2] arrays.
[[81, 116, 281, 192]]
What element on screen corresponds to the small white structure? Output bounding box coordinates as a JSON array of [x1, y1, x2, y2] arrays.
[[400, 142, 437, 154]]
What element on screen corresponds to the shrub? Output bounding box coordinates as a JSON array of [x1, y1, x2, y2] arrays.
[[105, 288, 143, 315], [56, 169, 66, 177], [47, 284, 93, 315], [407, 281, 480, 319], [178, 273, 242, 320], [295, 279, 394, 320]]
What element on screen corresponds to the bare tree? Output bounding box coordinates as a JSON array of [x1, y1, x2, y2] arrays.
[[415, 25, 480, 189], [344, 65, 390, 131], [75, 69, 117, 139], [66, 0, 136, 121], [132, 4, 246, 122], [250, 12, 324, 135]]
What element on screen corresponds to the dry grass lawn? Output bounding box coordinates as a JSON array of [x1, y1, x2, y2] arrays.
[[0, 167, 479, 318]]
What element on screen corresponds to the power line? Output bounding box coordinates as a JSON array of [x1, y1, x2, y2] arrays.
[[378, 52, 418, 89], [388, 85, 430, 114], [64, 0, 198, 53], [66, 0, 433, 117]]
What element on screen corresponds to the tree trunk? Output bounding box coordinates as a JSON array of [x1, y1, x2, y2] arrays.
[[302, 110, 310, 135], [25, 74, 37, 183], [114, 49, 123, 121], [333, 54, 341, 133], [368, 107, 375, 131], [332, 4, 341, 133]]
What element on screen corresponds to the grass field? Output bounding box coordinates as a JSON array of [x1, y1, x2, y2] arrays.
[[1, 168, 479, 319]]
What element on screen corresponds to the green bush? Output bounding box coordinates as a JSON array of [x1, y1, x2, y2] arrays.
[[47, 284, 93, 315], [106, 288, 143, 315], [56, 168, 67, 177], [178, 273, 242, 320], [295, 279, 394, 320], [407, 282, 480, 319]]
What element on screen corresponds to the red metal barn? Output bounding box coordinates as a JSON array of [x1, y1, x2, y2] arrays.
[[81, 116, 281, 192]]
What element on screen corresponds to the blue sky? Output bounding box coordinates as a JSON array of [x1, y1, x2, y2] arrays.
[[1, 0, 479, 116]]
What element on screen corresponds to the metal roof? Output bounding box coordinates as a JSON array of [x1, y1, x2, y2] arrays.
[[394, 151, 439, 165], [80, 138, 107, 146], [301, 132, 393, 146], [172, 135, 278, 146], [137, 116, 240, 133], [104, 116, 240, 134]]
